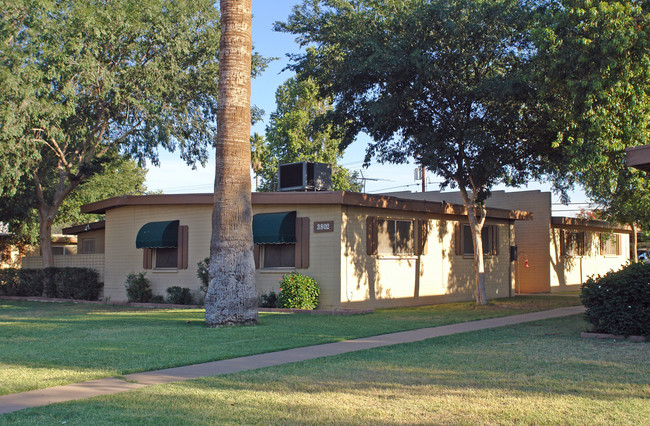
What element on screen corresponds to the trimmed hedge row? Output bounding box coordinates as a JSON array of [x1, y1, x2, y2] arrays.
[[0, 267, 103, 301], [581, 262, 650, 337]]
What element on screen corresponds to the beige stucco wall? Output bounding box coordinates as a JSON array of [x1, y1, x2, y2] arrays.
[[387, 190, 552, 293], [549, 228, 630, 291], [340, 206, 513, 309], [103, 204, 213, 301], [100, 201, 514, 308], [102, 203, 344, 307], [77, 229, 106, 254], [253, 204, 342, 309]]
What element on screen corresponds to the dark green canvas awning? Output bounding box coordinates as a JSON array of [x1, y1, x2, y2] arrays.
[[136, 220, 179, 248], [253, 211, 296, 244]]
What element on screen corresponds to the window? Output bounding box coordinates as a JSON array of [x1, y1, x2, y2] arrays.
[[562, 231, 587, 256], [600, 233, 620, 256], [155, 247, 178, 268], [366, 217, 428, 256], [455, 224, 499, 256], [262, 244, 295, 268], [81, 239, 95, 254], [252, 213, 310, 270], [139, 222, 189, 270], [377, 219, 415, 255]]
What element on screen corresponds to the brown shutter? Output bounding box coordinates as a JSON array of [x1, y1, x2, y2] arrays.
[[177, 225, 189, 269], [366, 216, 378, 255], [491, 225, 499, 255], [454, 222, 462, 255], [295, 217, 310, 269], [253, 244, 260, 269], [417, 219, 429, 255], [143, 248, 153, 269], [559, 229, 565, 256]]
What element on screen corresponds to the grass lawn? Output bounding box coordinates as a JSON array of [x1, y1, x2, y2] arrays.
[[0, 296, 580, 395], [2, 315, 647, 425]]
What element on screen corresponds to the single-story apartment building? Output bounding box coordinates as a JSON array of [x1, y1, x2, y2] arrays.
[[386, 190, 632, 293], [62, 191, 530, 309]]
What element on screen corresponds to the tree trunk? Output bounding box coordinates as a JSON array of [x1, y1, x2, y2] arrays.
[[205, 0, 258, 326], [631, 222, 638, 262], [37, 206, 56, 268], [459, 187, 488, 305]]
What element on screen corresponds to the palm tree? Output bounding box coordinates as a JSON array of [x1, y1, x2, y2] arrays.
[[205, 0, 258, 326]]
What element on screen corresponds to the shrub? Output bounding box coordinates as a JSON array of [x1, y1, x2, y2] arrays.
[[125, 272, 153, 303], [581, 262, 650, 337], [0, 267, 101, 300], [43, 267, 102, 300], [0, 268, 29, 296], [278, 272, 320, 310], [166, 286, 195, 305], [196, 257, 210, 294], [19, 269, 47, 296], [258, 290, 278, 308], [150, 295, 166, 304]]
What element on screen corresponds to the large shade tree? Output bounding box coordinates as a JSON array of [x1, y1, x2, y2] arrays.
[[531, 0, 650, 258], [257, 76, 361, 192], [279, 0, 545, 304], [0, 155, 148, 250], [205, 0, 258, 326], [0, 0, 267, 267]]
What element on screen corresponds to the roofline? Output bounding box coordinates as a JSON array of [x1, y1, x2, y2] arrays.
[[551, 216, 632, 233], [62, 220, 106, 235], [81, 191, 532, 221]]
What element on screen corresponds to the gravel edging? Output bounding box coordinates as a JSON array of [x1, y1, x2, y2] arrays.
[[580, 332, 647, 343]]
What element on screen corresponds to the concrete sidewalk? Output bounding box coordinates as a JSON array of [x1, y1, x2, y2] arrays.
[[0, 305, 585, 415]]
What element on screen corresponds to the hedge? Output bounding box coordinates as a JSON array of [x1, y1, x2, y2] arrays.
[[581, 262, 650, 337], [0, 267, 103, 301]]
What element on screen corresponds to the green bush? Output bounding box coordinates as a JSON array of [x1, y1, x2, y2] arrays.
[[258, 290, 278, 308], [166, 286, 194, 305], [0, 268, 101, 300], [196, 257, 210, 294], [278, 272, 320, 310], [0, 268, 36, 296], [125, 272, 153, 303], [581, 262, 650, 337], [43, 267, 102, 300], [150, 295, 166, 304], [19, 269, 46, 296]]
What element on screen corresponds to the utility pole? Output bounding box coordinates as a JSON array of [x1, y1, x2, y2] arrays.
[[421, 165, 426, 192]]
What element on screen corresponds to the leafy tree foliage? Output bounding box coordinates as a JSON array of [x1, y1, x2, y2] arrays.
[[257, 77, 361, 192], [278, 0, 543, 304], [0, 0, 268, 266], [0, 155, 148, 248], [532, 0, 650, 255]]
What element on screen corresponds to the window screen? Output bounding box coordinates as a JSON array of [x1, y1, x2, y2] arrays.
[[155, 247, 178, 268], [263, 244, 295, 268]]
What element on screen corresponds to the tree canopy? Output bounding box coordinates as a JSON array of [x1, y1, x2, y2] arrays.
[[0, 155, 148, 248], [257, 76, 361, 192], [278, 0, 545, 303], [531, 0, 650, 253], [0, 0, 268, 266]]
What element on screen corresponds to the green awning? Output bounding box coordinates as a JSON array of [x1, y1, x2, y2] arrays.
[[253, 211, 296, 244], [136, 220, 179, 249]]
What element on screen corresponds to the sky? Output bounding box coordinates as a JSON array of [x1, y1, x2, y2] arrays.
[[144, 0, 589, 216]]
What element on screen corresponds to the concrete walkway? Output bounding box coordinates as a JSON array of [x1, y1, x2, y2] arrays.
[[0, 305, 585, 415]]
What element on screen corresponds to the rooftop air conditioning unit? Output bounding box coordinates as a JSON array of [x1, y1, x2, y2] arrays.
[[278, 161, 333, 192]]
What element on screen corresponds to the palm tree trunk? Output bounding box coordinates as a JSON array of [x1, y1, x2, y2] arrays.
[[205, 0, 258, 326]]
